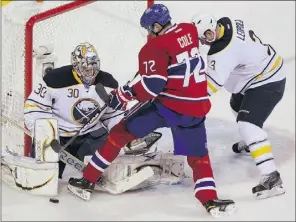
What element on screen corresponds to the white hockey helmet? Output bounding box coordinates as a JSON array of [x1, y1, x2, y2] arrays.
[[192, 13, 217, 44]]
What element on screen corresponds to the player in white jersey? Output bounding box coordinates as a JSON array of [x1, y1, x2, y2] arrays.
[[192, 14, 286, 199], [24, 42, 125, 178], [23, 42, 175, 191], [2, 42, 183, 197]]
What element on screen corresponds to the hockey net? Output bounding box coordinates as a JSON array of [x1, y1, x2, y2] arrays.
[[1, 0, 153, 156]]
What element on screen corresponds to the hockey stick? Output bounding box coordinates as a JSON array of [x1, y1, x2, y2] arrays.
[[50, 83, 111, 153], [60, 150, 154, 194], [1, 114, 32, 137], [1, 114, 153, 194]]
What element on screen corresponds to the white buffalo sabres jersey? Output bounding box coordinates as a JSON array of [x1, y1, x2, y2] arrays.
[[24, 65, 122, 137], [206, 17, 285, 95]]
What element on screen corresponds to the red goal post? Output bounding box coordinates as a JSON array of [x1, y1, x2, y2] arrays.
[[2, 0, 154, 156]]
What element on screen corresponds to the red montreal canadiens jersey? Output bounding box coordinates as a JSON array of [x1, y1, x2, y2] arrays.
[[132, 23, 211, 117]]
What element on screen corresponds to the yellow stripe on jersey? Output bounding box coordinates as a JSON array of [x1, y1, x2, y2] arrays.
[[24, 104, 39, 109], [72, 70, 82, 84], [24, 104, 50, 110], [251, 145, 272, 159], [207, 80, 218, 93], [255, 56, 283, 80], [268, 56, 283, 73]]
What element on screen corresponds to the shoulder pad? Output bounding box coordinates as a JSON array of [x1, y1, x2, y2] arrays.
[[208, 17, 233, 56], [43, 65, 78, 88], [95, 71, 118, 89]]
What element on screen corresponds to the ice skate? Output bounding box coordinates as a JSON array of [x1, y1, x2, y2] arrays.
[[232, 140, 250, 153], [252, 171, 285, 199], [203, 199, 236, 218], [67, 177, 95, 201]]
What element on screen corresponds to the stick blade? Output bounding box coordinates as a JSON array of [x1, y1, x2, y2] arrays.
[[50, 139, 62, 153]]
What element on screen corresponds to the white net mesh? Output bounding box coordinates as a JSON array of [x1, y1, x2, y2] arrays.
[[1, 1, 149, 155]]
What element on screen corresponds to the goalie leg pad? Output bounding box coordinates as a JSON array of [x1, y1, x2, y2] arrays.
[[159, 153, 185, 185], [97, 152, 185, 191], [1, 152, 58, 196]]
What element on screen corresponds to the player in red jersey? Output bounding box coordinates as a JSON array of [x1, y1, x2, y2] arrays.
[[68, 4, 235, 218]]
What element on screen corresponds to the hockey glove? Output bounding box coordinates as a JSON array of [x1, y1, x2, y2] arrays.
[[110, 85, 134, 111]]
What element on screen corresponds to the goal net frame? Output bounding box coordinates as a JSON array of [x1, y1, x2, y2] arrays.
[[6, 0, 154, 156]]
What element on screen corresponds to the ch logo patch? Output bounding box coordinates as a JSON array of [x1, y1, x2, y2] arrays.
[[72, 98, 100, 125]]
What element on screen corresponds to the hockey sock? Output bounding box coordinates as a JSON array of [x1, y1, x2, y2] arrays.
[[249, 139, 276, 175], [83, 121, 137, 183], [187, 155, 218, 205]]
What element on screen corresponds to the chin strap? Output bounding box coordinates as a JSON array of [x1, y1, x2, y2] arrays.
[[149, 22, 170, 36]]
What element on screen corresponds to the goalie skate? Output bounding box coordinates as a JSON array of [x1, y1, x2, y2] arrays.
[[252, 171, 285, 199]]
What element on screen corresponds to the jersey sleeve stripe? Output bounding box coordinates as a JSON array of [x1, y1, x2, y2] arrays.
[[141, 75, 167, 97], [207, 80, 219, 96], [268, 56, 283, 73], [26, 99, 52, 108], [167, 75, 186, 79], [24, 104, 41, 109], [141, 78, 158, 97], [168, 57, 203, 77], [24, 104, 52, 112], [206, 73, 223, 87], [159, 92, 208, 101], [24, 110, 52, 115], [142, 74, 167, 81]]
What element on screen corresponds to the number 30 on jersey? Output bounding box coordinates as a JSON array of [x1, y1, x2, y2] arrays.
[[176, 47, 206, 87]]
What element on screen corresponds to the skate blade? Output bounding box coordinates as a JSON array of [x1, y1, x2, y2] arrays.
[[254, 185, 285, 200], [209, 203, 236, 218], [67, 184, 91, 201]]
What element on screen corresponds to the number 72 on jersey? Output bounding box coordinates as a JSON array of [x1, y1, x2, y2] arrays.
[[176, 47, 206, 87], [143, 46, 206, 88]]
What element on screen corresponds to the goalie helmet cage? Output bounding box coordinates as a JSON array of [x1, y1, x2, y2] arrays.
[[1, 0, 154, 157]]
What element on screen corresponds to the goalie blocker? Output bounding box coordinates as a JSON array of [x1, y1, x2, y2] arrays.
[[1, 118, 59, 196]]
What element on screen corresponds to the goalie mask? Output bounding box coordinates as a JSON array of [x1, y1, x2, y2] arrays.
[[71, 42, 100, 88]]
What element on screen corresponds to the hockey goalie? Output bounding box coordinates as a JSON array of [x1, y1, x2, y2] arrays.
[[1, 43, 185, 196]]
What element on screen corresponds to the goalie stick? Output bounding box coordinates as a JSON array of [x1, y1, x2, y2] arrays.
[[50, 83, 111, 153], [50, 72, 142, 154]]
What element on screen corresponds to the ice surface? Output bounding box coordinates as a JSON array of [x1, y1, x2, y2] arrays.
[[2, 62, 294, 221], [2, 1, 295, 221]]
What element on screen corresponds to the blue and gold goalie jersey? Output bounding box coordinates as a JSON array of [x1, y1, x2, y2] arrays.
[[24, 65, 122, 137]]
